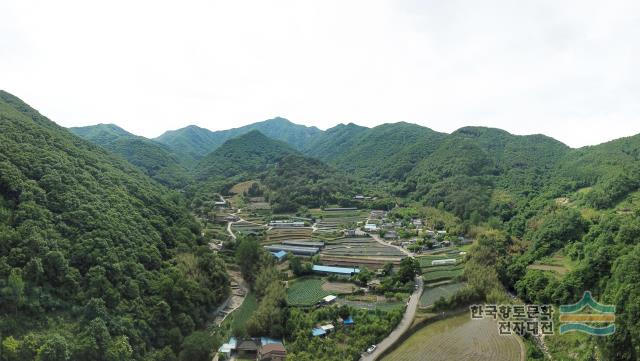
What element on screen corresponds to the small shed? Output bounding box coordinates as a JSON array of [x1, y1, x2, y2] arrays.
[[322, 295, 337, 304], [343, 316, 354, 326], [312, 328, 327, 337], [270, 250, 287, 262]]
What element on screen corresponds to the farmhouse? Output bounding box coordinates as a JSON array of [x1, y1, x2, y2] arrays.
[[312, 265, 360, 276], [258, 343, 287, 361], [384, 230, 398, 240], [364, 223, 379, 232], [370, 210, 386, 219]]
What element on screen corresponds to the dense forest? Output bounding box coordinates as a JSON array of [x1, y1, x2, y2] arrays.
[[70, 124, 191, 188], [0, 91, 228, 360]]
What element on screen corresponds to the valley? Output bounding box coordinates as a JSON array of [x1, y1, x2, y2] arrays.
[[1, 90, 640, 361]]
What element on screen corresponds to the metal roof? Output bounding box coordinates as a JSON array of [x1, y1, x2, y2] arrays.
[[312, 265, 360, 274]]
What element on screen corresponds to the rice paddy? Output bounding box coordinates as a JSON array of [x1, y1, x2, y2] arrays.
[[419, 282, 467, 307], [381, 313, 523, 361]]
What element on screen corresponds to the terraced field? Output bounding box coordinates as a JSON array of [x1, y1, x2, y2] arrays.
[[231, 221, 266, 235], [266, 228, 314, 243], [286, 278, 331, 306], [313, 209, 368, 233], [381, 313, 523, 361], [419, 282, 467, 307], [422, 267, 464, 283], [322, 238, 406, 257]]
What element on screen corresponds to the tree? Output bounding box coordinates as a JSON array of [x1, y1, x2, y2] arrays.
[[178, 332, 216, 361], [106, 336, 133, 361], [36, 335, 70, 361], [397, 258, 419, 284], [235, 238, 261, 281], [5, 269, 25, 315]]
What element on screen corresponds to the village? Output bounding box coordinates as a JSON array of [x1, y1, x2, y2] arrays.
[[192, 182, 474, 361]]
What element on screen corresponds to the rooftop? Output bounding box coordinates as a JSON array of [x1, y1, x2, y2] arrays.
[[312, 265, 360, 275]]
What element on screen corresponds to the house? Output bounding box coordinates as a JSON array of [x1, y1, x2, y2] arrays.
[[312, 265, 360, 276], [370, 210, 385, 219], [364, 223, 379, 232], [344, 229, 356, 237], [236, 339, 260, 358], [384, 230, 398, 240], [270, 250, 287, 262], [258, 343, 287, 361], [412, 218, 423, 227], [218, 337, 237, 359]]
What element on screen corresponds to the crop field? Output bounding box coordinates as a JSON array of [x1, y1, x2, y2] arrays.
[[267, 228, 314, 243], [322, 281, 358, 294], [220, 292, 257, 335], [422, 267, 464, 282], [416, 253, 464, 268], [419, 282, 467, 307], [319, 255, 403, 268], [312, 209, 369, 233], [381, 313, 523, 361], [286, 278, 331, 306], [322, 238, 406, 257], [231, 221, 266, 235], [337, 298, 405, 312]]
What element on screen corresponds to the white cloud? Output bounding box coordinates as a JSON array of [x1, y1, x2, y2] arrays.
[[1, 0, 640, 147]]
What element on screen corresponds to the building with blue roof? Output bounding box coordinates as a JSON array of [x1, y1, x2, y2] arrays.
[[270, 250, 287, 262], [343, 316, 354, 326], [312, 265, 360, 275], [312, 327, 327, 337]]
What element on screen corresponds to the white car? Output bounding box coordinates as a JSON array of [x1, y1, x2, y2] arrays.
[[367, 345, 377, 353]]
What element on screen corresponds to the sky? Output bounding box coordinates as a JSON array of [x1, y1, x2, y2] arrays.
[[2, 0, 640, 148]]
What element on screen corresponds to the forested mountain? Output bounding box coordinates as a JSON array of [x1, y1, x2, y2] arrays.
[[303, 122, 448, 181], [155, 117, 321, 165], [0, 91, 229, 360], [194, 130, 296, 181], [192, 130, 361, 212], [405, 127, 571, 220], [70, 124, 190, 188]]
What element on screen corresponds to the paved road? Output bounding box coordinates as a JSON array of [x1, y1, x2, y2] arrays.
[[370, 233, 414, 258], [360, 276, 424, 361]]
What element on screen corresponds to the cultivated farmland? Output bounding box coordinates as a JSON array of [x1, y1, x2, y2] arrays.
[[381, 313, 523, 361], [286, 278, 331, 306], [419, 282, 467, 307], [266, 227, 314, 244]]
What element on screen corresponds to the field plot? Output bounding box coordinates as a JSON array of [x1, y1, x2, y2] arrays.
[[313, 209, 368, 233], [322, 281, 358, 294], [231, 221, 266, 235], [381, 313, 523, 361], [337, 296, 406, 311], [417, 253, 464, 268], [286, 278, 331, 306], [322, 238, 406, 257], [422, 267, 464, 283], [266, 228, 314, 243], [419, 282, 467, 307]]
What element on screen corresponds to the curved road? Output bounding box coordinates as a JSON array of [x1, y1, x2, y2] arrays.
[[360, 276, 424, 361]]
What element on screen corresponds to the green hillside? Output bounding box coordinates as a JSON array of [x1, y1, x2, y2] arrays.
[[194, 130, 296, 181], [0, 91, 228, 360], [155, 117, 321, 165], [70, 124, 191, 188], [304, 122, 448, 181]]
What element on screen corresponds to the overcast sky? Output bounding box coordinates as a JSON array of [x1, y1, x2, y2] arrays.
[[2, 0, 640, 147]]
